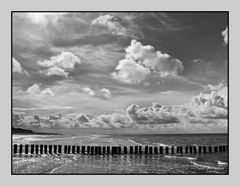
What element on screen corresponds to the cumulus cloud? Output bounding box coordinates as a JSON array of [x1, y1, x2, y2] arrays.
[[45, 66, 68, 78], [41, 88, 54, 96], [112, 57, 151, 84], [12, 111, 25, 126], [77, 114, 90, 123], [222, 26, 228, 45], [126, 103, 180, 124], [26, 83, 41, 94], [100, 88, 112, 99], [12, 58, 29, 75], [91, 14, 127, 36], [189, 85, 228, 119], [26, 83, 54, 96], [112, 40, 183, 84], [13, 83, 227, 132], [38, 51, 81, 78], [82, 87, 95, 96]]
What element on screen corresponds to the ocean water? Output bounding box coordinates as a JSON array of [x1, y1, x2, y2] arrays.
[[12, 133, 228, 174]]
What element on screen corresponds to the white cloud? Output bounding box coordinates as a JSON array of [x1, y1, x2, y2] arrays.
[[112, 40, 183, 84], [26, 83, 41, 94], [14, 83, 228, 132], [100, 88, 112, 99], [38, 51, 81, 78], [45, 66, 69, 78], [222, 26, 228, 45], [111, 57, 151, 84], [26, 83, 54, 96], [12, 58, 29, 75], [41, 88, 54, 96], [189, 85, 228, 119], [91, 14, 127, 36], [77, 114, 90, 123], [126, 40, 183, 76], [126, 103, 180, 124], [82, 87, 95, 96]]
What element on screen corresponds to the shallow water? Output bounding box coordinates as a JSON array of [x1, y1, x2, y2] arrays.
[[12, 133, 228, 174]]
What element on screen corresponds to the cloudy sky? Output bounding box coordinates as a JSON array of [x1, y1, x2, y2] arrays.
[[12, 12, 228, 133]]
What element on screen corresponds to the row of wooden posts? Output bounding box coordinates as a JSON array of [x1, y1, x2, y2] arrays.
[[12, 144, 228, 155]]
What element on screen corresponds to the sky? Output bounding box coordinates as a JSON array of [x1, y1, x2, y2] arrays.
[[12, 12, 228, 133]]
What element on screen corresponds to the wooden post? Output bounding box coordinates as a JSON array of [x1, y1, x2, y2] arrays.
[[107, 146, 110, 154], [130, 146, 133, 154], [87, 146, 91, 154], [171, 146, 174, 154], [198, 146, 202, 153], [176, 146, 180, 154], [112, 147, 117, 154], [72, 146, 75, 154], [44, 145, 48, 154], [94, 146, 97, 154], [149, 146, 153, 154], [91, 146, 94, 155], [208, 146, 212, 153], [177, 146, 183, 154], [135, 146, 138, 154], [154, 146, 158, 154], [193, 146, 197, 153], [179, 146, 183, 154], [102, 146, 106, 154], [76, 146, 80, 154], [115, 147, 118, 155], [30, 144, 34, 154], [54, 145, 57, 154], [111, 146, 115, 155], [98, 146, 102, 155], [203, 146, 207, 153], [222, 145, 226, 152], [40, 145, 43, 154], [123, 146, 128, 154], [67, 145, 71, 154], [219, 146, 223, 152], [64, 145, 68, 154], [225, 145, 228, 151], [81, 146, 85, 154], [165, 146, 169, 154], [25, 144, 29, 154], [49, 145, 53, 154], [159, 146, 163, 154], [189, 146, 193, 153], [35, 145, 39, 154], [19, 144, 23, 154], [185, 146, 189, 154], [139, 146, 142, 155], [13, 144, 18, 154], [214, 146, 218, 152], [144, 146, 148, 154], [58, 145, 62, 154], [118, 146, 121, 155]]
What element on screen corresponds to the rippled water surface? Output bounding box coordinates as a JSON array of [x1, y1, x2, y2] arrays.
[[12, 133, 228, 174]]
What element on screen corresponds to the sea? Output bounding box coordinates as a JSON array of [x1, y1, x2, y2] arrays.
[[12, 133, 228, 174]]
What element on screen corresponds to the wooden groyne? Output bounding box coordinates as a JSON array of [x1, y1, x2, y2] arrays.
[[12, 144, 228, 155]]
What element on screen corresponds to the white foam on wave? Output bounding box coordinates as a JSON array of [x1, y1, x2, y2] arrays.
[[164, 155, 196, 161], [217, 161, 228, 166], [153, 143, 170, 147], [108, 138, 119, 146], [128, 139, 143, 146], [190, 161, 223, 170]]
